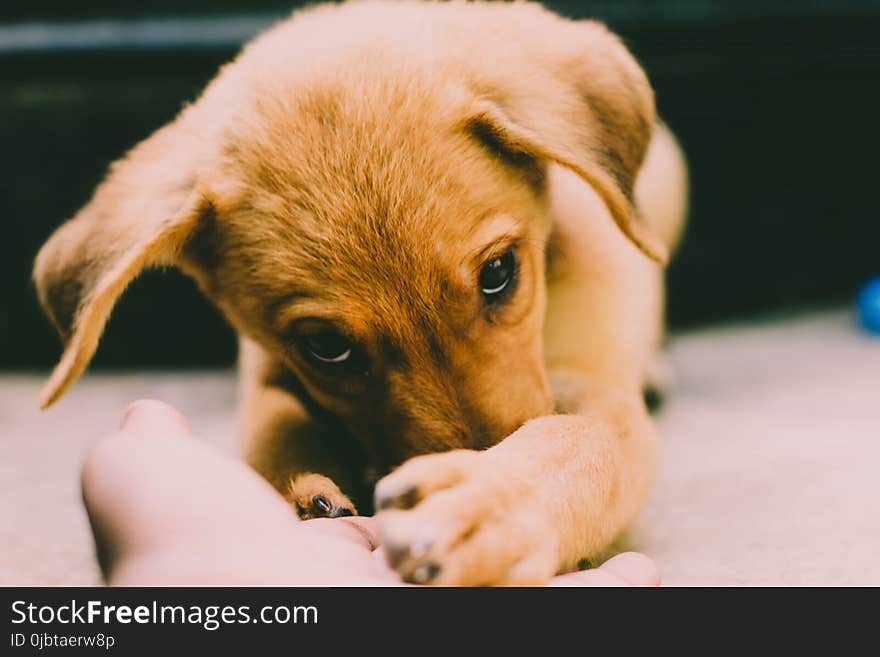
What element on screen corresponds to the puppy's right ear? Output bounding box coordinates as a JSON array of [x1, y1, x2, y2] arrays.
[[460, 15, 666, 264], [33, 112, 212, 408]]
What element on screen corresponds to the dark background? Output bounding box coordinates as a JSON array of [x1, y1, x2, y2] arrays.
[[3, 1, 879, 370]]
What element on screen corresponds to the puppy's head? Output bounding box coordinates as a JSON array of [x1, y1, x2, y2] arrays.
[[33, 4, 662, 468]]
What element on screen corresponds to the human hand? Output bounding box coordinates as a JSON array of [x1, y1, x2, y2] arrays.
[[82, 400, 659, 587]]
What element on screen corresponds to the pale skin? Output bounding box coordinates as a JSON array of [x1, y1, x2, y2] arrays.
[[82, 399, 660, 587]]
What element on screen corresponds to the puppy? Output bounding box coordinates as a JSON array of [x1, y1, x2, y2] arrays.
[[33, 0, 688, 585]]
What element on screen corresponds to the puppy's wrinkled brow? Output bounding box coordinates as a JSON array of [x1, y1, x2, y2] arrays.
[[464, 214, 523, 267], [268, 291, 316, 330]]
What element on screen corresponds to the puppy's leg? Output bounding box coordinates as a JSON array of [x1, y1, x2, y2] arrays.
[[375, 386, 655, 585], [238, 337, 369, 519]]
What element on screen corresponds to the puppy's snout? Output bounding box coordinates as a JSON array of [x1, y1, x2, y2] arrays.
[[401, 416, 513, 459]]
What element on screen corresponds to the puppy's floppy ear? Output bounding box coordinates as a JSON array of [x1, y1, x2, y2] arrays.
[[33, 111, 212, 408], [465, 19, 667, 264]]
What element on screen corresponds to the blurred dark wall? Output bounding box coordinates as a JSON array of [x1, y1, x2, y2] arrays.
[[3, 1, 880, 370]]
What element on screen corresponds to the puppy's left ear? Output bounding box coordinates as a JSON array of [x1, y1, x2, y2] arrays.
[[33, 109, 213, 408], [465, 19, 666, 264]]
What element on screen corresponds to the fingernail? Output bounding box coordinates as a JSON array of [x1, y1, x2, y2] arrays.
[[119, 399, 190, 433], [119, 402, 140, 428]]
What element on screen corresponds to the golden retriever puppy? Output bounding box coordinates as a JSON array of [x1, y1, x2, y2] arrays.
[[33, 0, 688, 585]]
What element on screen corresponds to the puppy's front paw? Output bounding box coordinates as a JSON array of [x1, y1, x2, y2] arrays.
[[375, 450, 558, 586], [287, 473, 357, 520]]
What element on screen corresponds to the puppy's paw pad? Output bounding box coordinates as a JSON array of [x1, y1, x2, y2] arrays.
[[288, 473, 357, 520]]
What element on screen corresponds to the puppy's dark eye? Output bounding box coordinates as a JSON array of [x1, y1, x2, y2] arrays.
[[301, 332, 352, 364], [479, 251, 516, 302]]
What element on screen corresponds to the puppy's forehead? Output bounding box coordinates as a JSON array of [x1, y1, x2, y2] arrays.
[[283, 210, 517, 306], [464, 213, 521, 249], [216, 72, 539, 328]]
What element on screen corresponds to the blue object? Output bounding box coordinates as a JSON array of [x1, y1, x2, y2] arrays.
[[857, 276, 880, 335]]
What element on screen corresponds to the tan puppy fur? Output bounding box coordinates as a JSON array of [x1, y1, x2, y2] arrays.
[[33, 1, 688, 585]]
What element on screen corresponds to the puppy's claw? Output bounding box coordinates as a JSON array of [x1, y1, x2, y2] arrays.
[[385, 541, 411, 569], [410, 562, 441, 585], [374, 449, 477, 513], [312, 495, 332, 515], [375, 483, 419, 511]]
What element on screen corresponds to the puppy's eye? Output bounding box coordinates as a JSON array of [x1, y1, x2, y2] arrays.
[[479, 250, 516, 302], [301, 332, 352, 364]]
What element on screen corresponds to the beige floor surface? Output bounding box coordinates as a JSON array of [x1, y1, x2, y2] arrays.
[[2, 309, 878, 586]]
